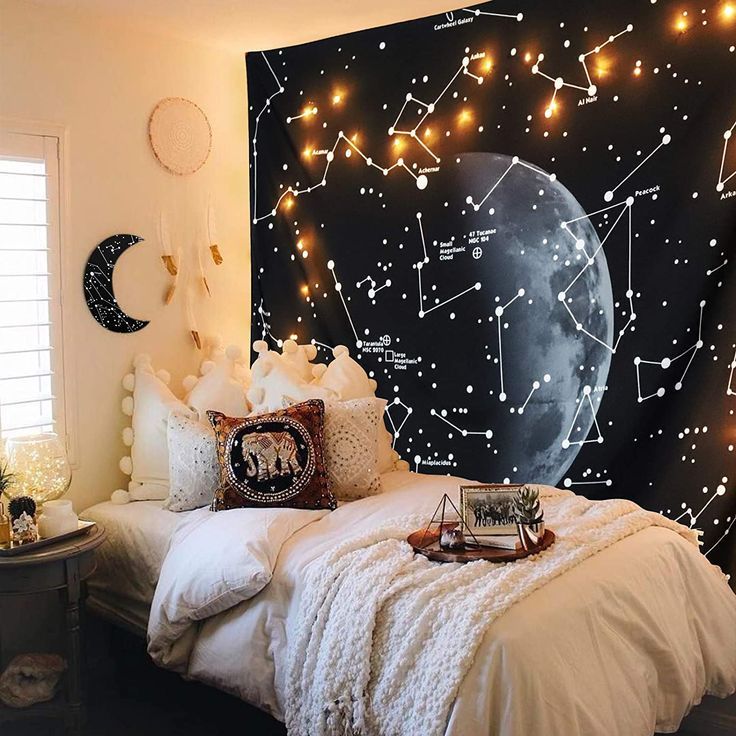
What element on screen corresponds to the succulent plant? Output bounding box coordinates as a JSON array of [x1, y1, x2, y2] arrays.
[[514, 485, 543, 524], [8, 495, 36, 522], [0, 461, 15, 498]]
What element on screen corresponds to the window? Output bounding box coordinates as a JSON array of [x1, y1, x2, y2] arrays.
[[0, 130, 66, 442]]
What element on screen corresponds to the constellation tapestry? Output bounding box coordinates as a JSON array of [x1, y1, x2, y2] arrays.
[[247, 0, 736, 570]]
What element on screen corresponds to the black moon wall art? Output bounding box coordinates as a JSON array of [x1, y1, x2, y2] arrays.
[[247, 0, 736, 570], [83, 234, 149, 333]]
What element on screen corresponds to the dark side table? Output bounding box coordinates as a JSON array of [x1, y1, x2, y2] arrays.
[[0, 524, 106, 735]]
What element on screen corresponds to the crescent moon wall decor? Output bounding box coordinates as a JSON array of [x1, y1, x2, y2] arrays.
[[83, 234, 150, 333], [148, 97, 212, 176]]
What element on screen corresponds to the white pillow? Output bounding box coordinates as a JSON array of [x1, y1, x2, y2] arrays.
[[148, 504, 329, 669], [314, 345, 377, 399], [314, 345, 406, 474], [323, 398, 385, 500], [279, 339, 322, 382], [247, 341, 336, 414], [165, 411, 219, 512], [183, 344, 250, 421], [122, 355, 186, 501], [377, 425, 403, 475], [115, 346, 248, 504]]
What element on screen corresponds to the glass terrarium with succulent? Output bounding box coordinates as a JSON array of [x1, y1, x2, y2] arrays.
[[514, 485, 546, 550]]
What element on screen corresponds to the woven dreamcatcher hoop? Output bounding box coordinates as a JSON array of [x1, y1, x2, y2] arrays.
[[148, 97, 212, 175]]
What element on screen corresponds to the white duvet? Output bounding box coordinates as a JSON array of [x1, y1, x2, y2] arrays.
[[148, 471, 736, 736]]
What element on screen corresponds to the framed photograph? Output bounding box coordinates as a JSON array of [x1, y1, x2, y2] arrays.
[[460, 484, 522, 537]]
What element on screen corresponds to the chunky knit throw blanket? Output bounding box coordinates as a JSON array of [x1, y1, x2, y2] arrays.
[[285, 490, 699, 736]]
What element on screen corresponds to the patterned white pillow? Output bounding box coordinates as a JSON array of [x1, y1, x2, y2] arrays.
[[323, 398, 385, 501], [315, 346, 406, 474], [165, 411, 219, 512]]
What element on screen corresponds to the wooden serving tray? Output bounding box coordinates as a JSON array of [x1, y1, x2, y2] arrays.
[[0, 520, 96, 557], [407, 524, 555, 563]]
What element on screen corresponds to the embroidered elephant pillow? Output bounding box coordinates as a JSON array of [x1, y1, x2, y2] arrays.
[[207, 400, 335, 511]]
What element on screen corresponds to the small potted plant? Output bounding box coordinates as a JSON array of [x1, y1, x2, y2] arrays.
[[0, 459, 37, 526], [0, 460, 15, 493], [0, 461, 15, 546], [514, 485, 545, 550]]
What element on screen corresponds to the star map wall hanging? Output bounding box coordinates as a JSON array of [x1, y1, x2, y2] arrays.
[[83, 234, 149, 333], [247, 0, 736, 572]]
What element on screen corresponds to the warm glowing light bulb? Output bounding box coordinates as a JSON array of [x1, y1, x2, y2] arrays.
[[296, 239, 304, 251], [594, 57, 610, 78], [351, 132, 359, 143], [301, 285, 309, 296], [303, 147, 312, 159], [633, 66, 642, 76], [675, 16, 689, 32], [483, 58, 493, 73], [724, 3, 735, 20], [524, 52, 533, 63], [423, 127, 433, 139], [290, 334, 298, 341], [283, 196, 294, 211], [457, 108, 473, 126]]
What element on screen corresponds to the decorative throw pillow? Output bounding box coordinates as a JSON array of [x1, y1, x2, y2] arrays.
[[323, 398, 385, 500], [183, 344, 250, 421], [314, 345, 407, 474], [208, 400, 336, 511], [165, 411, 219, 512], [314, 345, 378, 399], [279, 339, 323, 382], [121, 355, 186, 501], [247, 341, 336, 414]]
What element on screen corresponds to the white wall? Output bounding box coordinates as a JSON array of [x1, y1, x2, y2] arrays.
[[0, 0, 251, 510]]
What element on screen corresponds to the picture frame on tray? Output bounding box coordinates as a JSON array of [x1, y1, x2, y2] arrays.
[[460, 483, 522, 537]]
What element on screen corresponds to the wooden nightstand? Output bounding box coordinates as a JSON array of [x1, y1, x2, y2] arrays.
[[0, 524, 106, 735]]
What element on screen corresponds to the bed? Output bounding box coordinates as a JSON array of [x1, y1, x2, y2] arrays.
[[83, 500, 179, 635], [83, 470, 736, 736]]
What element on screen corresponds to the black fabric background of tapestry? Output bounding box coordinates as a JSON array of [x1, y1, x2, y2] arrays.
[[247, 0, 736, 572]]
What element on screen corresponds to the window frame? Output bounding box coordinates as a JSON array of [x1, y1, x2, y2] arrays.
[[0, 120, 76, 464]]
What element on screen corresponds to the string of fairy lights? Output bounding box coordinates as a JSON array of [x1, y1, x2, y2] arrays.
[[251, 1, 736, 228]]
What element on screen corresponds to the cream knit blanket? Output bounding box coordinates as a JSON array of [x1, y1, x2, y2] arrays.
[[285, 490, 699, 736]]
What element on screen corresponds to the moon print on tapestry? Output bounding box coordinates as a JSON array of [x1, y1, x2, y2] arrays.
[[422, 152, 614, 482], [83, 234, 149, 333], [263, 152, 612, 484]]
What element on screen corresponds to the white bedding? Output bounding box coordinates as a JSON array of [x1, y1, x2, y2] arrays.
[[82, 500, 181, 633], [149, 505, 328, 669], [146, 471, 736, 735]]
